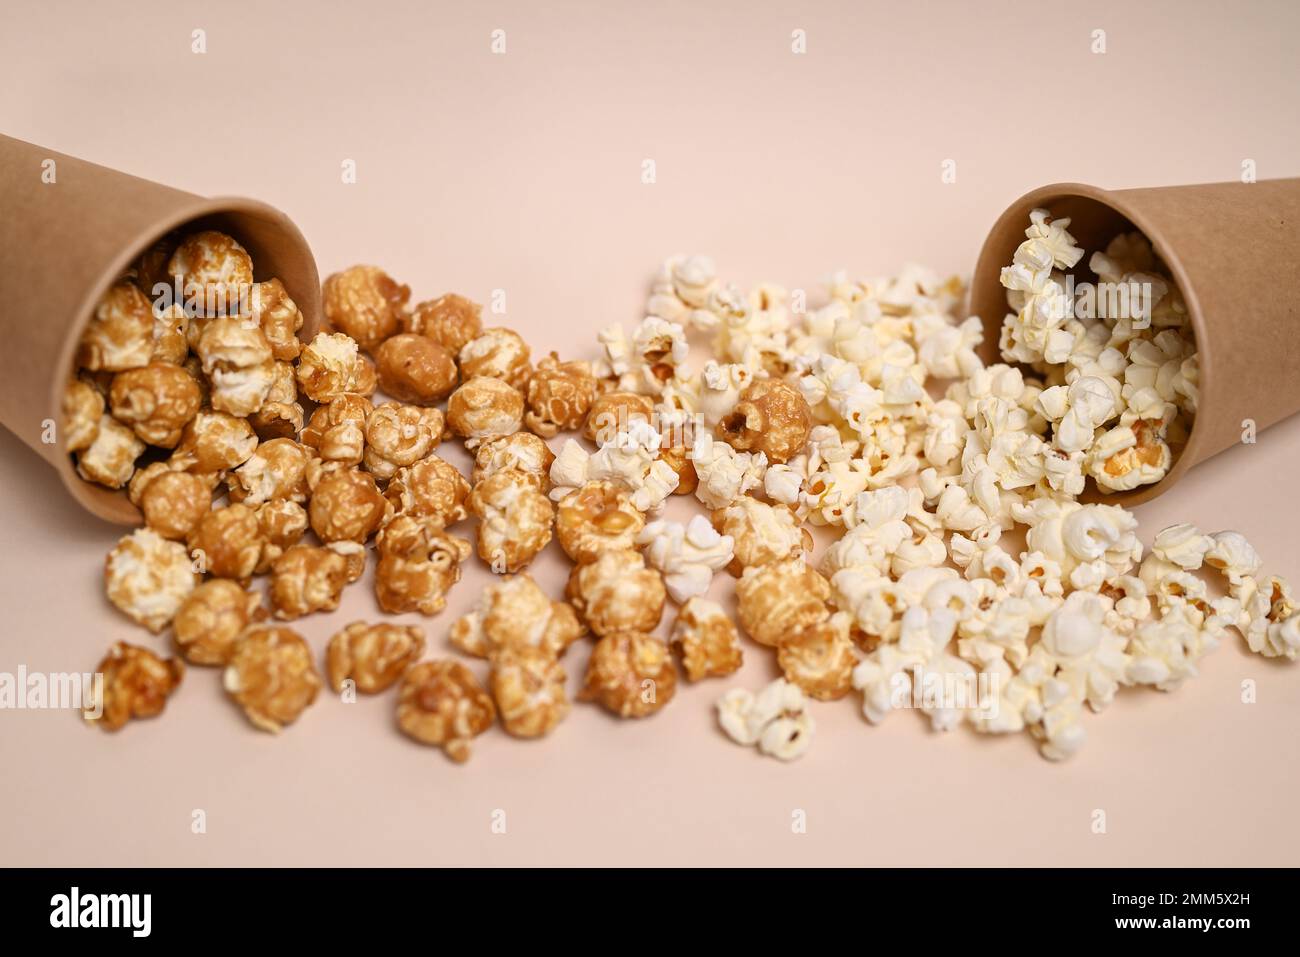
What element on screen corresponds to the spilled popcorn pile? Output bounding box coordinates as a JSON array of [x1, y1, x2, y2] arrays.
[[69, 213, 1298, 762]]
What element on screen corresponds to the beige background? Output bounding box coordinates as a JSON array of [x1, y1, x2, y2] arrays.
[[2, 0, 1299, 866]]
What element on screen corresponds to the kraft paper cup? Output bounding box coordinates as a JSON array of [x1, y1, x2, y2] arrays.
[[967, 178, 1300, 507], [0, 134, 321, 525]]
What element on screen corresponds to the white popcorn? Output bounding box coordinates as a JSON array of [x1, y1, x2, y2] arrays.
[[1204, 530, 1263, 586], [716, 679, 814, 761], [638, 514, 734, 603], [596, 317, 689, 393], [698, 360, 755, 428], [690, 432, 766, 509], [1126, 600, 1218, 691], [549, 420, 679, 511]]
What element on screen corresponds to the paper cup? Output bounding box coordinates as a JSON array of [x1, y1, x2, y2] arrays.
[[967, 178, 1300, 506], [0, 134, 321, 524]]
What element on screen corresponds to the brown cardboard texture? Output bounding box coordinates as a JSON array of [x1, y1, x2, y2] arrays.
[[968, 179, 1300, 507], [0, 134, 321, 524]]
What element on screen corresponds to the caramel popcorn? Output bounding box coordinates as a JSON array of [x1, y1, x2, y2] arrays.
[[397, 660, 496, 762], [197, 317, 277, 417], [228, 437, 312, 505], [777, 611, 858, 701], [712, 496, 811, 573], [717, 377, 812, 464], [108, 362, 201, 447], [524, 353, 596, 437], [579, 632, 677, 719], [446, 375, 525, 448], [296, 332, 377, 403], [385, 454, 471, 526], [362, 402, 444, 481], [458, 327, 532, 389], [61, 377, 104, 453], [84, 642, 184, 732], [172, 410, 258, 473], [566, 548, 666, 637], [404, 293, 483, 353], [322, 264, 410, 351], [150, 302, 190, 365], [374, 333, 459, 405], [104, 528, 199, 633], [450, 574, 585, 659], [583, 390, 655, 444], [223, 625, 321, 732], [76, 414, 144, 488], [254, 499, 309, 573], [671, 597, 743, 681], [308, 468, 389, 543], [491, 646, 570, 738], [78, 279, 154, 371], [326, 621, 426, 694], [468, 470, 554, 573], [132, 233, 178, 298], [658, 428, 699, 497], [167, 230, 253, 315], [554, 480, 645, 564], [472, 431, 555, 491], [374, 514, 472, 615], [736, 557, 831, 647], [172, 579, 265, 666], [249, 278, 304, 361], [188, 503, 264, 581], [300, 393, 371, 467], [248, 361, 304, 440], [139, 469, 213, 540], [269, 544, 350, 619]]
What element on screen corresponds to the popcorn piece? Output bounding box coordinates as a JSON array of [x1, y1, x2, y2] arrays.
[[458, 327, 532, 389], [83, 642, 184, 732], [397, 660, 496, 762], [736, 557, 831, 647], [717, 377, 812, 464], [637, 514, 733, 602], [249, 360, 305, 440], [490, 646, 571, 739], [188, 503, 264, 580], [62, 377, 104, 453], [248, 278, 304, 361], [778, 611, 858, 701], [139, 470, 213, 540], [172, 579, 265, 666], [554, 480, 645, 563], [446, 375, 525, 448], [322, 264, 410, 351], [325, 621, 426, 694], [223, 625, 322, 733], [716, 679, 813, 761], [566, 548, 666, 637], [374, 333, 458, 404], [172, 411, 257, 473], [79, 280, 156, 372], [403, 293, 483, 353], [254, 499, 309, 574], [268, 545, 350, 619], [362, 402, 444, 481], [197, 317, 277, 417], [1086, 418, 1172, 491], [690, 432, 767, 509], [308, 468, 389, 543], [168, 230, 253, 316], [549, 420, 679, 512], [296, 332, 376, 403], [472, 431, 555, 490], [301, 393, 371, 468], [711, 496, 809, 574], [108, 362, 201, 447], [228, 437, 312, 505], [374, 515, 472, 615], [525, 353, 596, 437], [468, 470, 554, 573], [667, 597, 741, 681], [1204, 530, 1263, 586], [450, 574, 584, 659], [579, 632, 677, 719], [104, 528, 198, 633], [1151, 523, 1214, 571], [76, 414, 144, 488], [583, 390, 655, 444], [385, 454, 472, 526]]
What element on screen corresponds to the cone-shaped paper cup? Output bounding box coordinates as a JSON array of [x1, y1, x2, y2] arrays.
[[968, 178, 1300, 507], [0, 134, 321, 524]]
